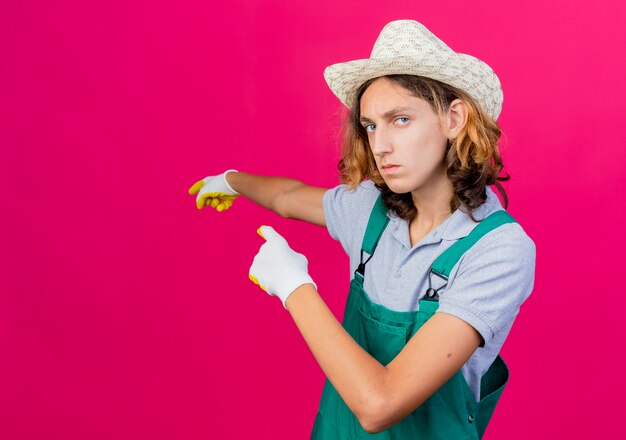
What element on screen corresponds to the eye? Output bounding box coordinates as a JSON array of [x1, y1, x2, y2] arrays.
[[364, 124, 376, 133], [395, 117, 410, 125]]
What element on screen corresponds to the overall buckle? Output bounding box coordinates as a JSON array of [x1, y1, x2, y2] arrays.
[[424, 269, 448, 301]]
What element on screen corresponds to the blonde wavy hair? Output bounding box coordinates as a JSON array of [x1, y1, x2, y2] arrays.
[[337, 74, 509, 221]]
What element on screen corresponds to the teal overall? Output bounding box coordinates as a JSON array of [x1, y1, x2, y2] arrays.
[[310, 196, 516, 439]]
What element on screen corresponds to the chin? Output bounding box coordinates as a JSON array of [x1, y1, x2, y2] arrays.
[[383, 180, 415, 195], [384, 175, 430, 194]]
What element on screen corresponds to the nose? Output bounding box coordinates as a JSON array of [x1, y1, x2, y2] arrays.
[[369, 127, 393, 157]]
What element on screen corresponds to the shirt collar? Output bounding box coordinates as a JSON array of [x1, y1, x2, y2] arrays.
[[386, 186, 504, 246], [436, 186, 504, 240]]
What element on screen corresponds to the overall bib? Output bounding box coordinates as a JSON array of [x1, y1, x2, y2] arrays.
[[310, 196, 517, 439]]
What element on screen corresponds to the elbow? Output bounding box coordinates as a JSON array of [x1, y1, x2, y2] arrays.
[[273, 191, 290, 219], [360, 420, 384, 435], [357, 394, 394, 434]]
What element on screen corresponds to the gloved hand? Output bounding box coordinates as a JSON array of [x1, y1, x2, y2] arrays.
[[187, 169, 239, 212], [249, 225, 317, 309]]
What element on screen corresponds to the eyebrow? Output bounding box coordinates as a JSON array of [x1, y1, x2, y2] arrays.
[[359, 106, 415, 124]]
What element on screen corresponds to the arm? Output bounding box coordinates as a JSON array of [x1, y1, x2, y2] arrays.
[[285, 284, 481, 434], [226, 172, 327, 227], [281, 226, 535, 433]]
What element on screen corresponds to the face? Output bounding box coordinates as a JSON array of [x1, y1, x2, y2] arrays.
[[359, 77, 450, 195]]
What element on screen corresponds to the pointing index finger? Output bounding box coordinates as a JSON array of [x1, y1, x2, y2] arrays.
[[188, 180, 205, 195]]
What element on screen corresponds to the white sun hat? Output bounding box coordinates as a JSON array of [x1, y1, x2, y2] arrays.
[[323, 19, 504, 121]]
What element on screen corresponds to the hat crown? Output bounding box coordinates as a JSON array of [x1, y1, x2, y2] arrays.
[[323, 19, 504, 120], [370, 20, 453, 60]]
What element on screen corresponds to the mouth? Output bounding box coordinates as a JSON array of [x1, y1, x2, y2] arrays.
[[380, 164, 400, 174]]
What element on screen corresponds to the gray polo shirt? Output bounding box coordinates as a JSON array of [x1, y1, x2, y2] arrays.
[[322, 179, 536, 401]]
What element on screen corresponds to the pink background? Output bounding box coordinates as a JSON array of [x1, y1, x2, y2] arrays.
[[1, 0, 624, 438]]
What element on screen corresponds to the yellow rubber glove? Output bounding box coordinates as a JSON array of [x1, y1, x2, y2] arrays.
[[249, 225, 317, 309], [187, 169, 239, 212]]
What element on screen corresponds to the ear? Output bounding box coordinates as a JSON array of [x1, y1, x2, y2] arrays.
[[444, 99, 468, 139]]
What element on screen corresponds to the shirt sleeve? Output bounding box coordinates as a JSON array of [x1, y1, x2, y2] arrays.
[[436, 223, 537, 347], [322, 180, 381, 258]]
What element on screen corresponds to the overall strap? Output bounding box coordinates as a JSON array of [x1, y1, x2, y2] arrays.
[[431, 210, 517, 278], [356, 194, 390, 277], [424, 209, 517, 301], [362, 194, 390, 254]]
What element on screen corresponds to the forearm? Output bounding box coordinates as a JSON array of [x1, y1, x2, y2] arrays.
[[226, 172, 304, 216], [285, 284, 387, 429]]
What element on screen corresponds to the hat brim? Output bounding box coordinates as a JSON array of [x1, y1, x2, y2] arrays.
[[323, 54, 503, 120]]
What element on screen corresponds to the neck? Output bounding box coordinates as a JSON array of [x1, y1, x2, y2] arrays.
[[409, 172, 455, 231]]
